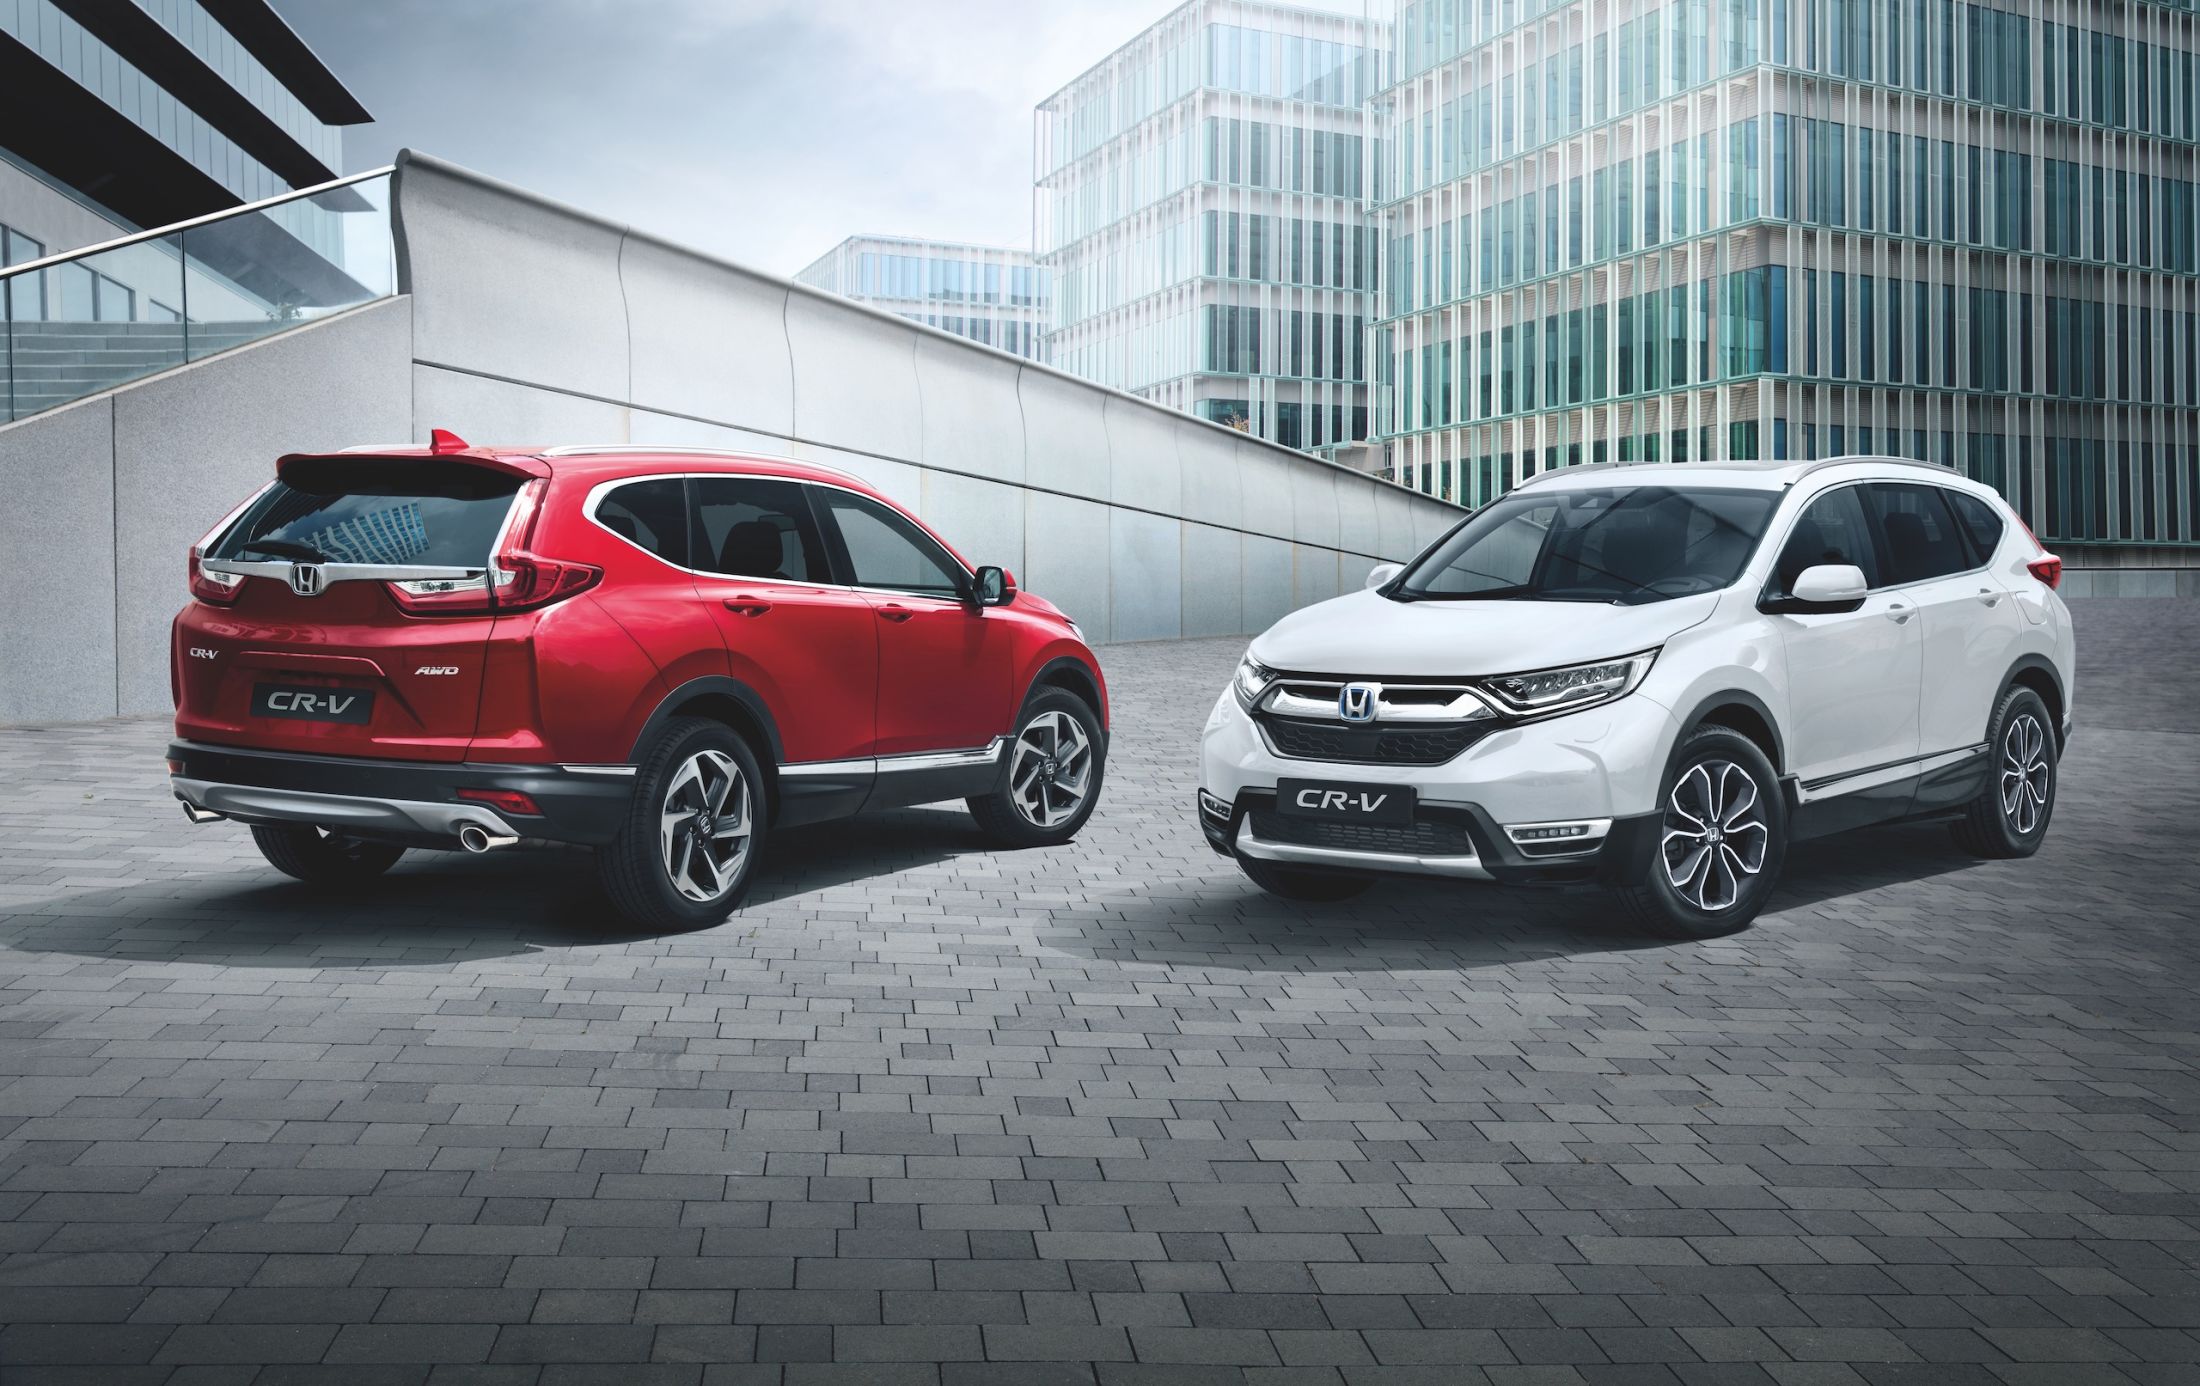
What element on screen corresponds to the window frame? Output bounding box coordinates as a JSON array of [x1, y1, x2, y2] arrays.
[[686, 474, 830, 584], [589, 475, 693, 570], [1859, 480, 1990, 587], [1761, 481, 1887, 600], [811, 486, 974, 600]]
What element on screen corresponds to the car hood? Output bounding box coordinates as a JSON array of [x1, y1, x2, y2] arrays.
[[1250, 588, 1722, 677]]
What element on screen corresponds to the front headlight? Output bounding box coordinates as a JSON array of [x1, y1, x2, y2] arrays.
[[1231, 653, 1274, 709], [1481, 649, 1658, 717]]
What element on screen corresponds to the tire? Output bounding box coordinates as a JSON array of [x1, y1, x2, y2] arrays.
[[967, 688, 1106, 848], [1949, 686, 2057, 859], [251, 824, 406, 885], [597, 718, 767, 932], [1236, 854, 1375, 902], [1609, 725, 1788, 939]]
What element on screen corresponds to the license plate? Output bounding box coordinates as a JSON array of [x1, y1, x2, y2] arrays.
[[1275, 778, 1415, 823], [251, 683, 375, 725]]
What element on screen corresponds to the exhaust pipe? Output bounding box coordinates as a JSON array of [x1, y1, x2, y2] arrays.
[[457, 822, 518, 853], [180, 801, 225, 825]]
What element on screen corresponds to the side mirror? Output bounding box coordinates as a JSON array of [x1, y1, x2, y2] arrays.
[[971, 565, 1015, 607], [1365, 562, 1402, 590], [1764, 563, 1868, 614]]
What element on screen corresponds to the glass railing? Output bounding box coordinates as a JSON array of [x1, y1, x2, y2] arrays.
[[0, 167, 395, 424]]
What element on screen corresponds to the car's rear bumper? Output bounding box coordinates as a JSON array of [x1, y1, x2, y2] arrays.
[[166, 740, 634, 848]]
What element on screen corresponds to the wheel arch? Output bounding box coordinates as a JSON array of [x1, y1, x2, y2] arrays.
[[2001, 655, 2067, 748], [1677, 689, 1786, 774], [1024, 653, 1109, 730], [630, 677, 786, 806]]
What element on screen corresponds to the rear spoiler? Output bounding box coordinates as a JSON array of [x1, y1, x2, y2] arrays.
[[276, 430, 551, 481]]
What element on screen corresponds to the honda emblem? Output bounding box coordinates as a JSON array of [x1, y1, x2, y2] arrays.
[[288, 564, 326, 597], [1338, 682, 1380, 723]]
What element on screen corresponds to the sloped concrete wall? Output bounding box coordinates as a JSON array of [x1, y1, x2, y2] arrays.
[[394, 152, 1458, 644]]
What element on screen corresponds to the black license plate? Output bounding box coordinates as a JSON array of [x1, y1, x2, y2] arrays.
[[251, 683, 375, 725], [1275, 778, 1415, 823]]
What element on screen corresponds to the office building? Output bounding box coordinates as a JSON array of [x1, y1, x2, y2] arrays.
[[796, 235, 1048, 361], [1374, 0, 2200, 556], [1035, 0, 1385, 456]]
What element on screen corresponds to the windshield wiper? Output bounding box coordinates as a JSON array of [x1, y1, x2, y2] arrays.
[[238, 539, 328, 562], [1395, 584, 1534, 602]]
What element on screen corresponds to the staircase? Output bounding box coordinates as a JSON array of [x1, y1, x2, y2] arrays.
[[3, 320, 280, 420]]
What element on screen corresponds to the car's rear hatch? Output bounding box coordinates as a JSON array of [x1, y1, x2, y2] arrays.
[[176, 453, 537, 761]]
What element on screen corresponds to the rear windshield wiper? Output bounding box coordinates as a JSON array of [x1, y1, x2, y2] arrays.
[[237, 539, 328, 562]]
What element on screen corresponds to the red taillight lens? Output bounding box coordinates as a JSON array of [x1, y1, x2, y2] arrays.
[[2027, 554, 2063, 590], [456, 787, 541, 816], [188, 548, 244, 605], [385, 479, 600, 615]]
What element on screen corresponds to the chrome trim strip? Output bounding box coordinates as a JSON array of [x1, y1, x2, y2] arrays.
[[1503, 816, 1614, 843], [556, 764, 638, 777], [199, 559, 488, 585], [1262, 683, 1494, 724], [1797, 744, 1987, 802], [779, 758, 874, 779], [171, 780, 518, 842], [876, 739, 1007, 773], [1234, 818, 1490, 881]]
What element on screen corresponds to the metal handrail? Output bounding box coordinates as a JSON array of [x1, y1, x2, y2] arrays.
[[0, 166, 394, 282]]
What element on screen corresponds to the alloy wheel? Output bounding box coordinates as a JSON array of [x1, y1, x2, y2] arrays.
[[2000, 712, 2051, 835], [1660, 758, 1770, 912], [1009, 710, 1094, 829], [658, 749, 752, 902]]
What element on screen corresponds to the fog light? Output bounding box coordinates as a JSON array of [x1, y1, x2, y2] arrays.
[[457, 787, 541, 816], [1197, 789, 1232, 825], [1504, 818, 1613, 847]]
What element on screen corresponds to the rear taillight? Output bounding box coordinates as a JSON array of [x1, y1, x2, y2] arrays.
[[386, 478, 602, 616], [2016, 519, 2063, 590], [188, 548, 245, 605]]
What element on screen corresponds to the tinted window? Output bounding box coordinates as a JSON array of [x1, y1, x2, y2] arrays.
[[817, 491, 966, 597], [1866, 482, 1972, 584], [210, 458, 520, 567], [1772, 487, 1880, 594], [595, 478, 689, 567], [1946, 489, 2006, 562], [690, 477, 827, 581], [1394, 486, 1779, 604]]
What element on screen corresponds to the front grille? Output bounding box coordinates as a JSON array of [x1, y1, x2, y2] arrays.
[[1247, 810, 1476, 858], [1256, 715, 1490, 766]]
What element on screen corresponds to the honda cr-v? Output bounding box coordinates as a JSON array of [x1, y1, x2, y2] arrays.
[[171, 435, 1108, 930], [1199, 457, 2073, 937]]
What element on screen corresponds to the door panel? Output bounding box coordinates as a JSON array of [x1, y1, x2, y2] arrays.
[[1768, 485, 1923, 784], [689, 476, 877, 765], [1863, 484, 2026, 758], [811, 487, 1017, 755]]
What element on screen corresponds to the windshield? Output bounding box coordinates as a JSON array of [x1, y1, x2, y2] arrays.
[[1391, 485, 1780, 605], [210, 459, 522, 568]]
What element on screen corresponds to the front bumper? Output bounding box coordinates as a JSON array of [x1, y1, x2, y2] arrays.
[[167, 740, 635, 848], [1198, 689, 1668, 886]]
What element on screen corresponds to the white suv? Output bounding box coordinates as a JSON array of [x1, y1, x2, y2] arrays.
[[1199, 457, 2075, 937]]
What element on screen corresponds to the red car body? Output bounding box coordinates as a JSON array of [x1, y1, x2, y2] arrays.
[[169, 441, 1107, 866]]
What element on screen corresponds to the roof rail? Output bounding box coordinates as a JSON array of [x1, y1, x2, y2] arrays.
[[1791, 454, 1957, 482], [1512, 461, 1633, 490], [536, 443, 869, 485]]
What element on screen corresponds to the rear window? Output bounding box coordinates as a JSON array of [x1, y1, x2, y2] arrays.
[[210, 459, 522, 567]]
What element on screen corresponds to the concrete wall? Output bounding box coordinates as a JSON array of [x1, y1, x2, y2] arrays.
[[392, 152, 1458, 645], [0, 151, 1457, 723], [0, 299, 414, 719]]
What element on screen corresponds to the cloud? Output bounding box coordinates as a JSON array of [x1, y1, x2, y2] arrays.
[[278, 0, 1375, 275]]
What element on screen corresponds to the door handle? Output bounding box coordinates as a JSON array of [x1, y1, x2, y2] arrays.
[[1884, 602, 1913, 624], [1977, 587, 2002, 607], [877, 604, 915, 623], [722, 597, 772, 617]]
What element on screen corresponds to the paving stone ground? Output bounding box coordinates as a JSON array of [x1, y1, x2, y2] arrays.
[[0, 597, 2196, 1385]]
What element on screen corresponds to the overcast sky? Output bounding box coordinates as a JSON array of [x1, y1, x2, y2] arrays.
[[278, 0, 1369, 278]]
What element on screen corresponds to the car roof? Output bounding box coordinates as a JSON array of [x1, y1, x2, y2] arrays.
[[1514, 455, 1981, 495], [301, 440, 880, 492]]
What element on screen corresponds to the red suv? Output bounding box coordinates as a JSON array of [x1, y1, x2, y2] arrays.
[[169, 435, 1108, 929]]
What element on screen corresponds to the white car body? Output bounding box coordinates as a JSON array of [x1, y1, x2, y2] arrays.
[[1199, 456, 2075, 898]]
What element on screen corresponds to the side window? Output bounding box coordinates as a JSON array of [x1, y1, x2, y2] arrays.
[[1865, 482, 1973, 584], [1946, 489, 2006, 563], [594, 478, 690, 567], [690, 476, 828, 582], [816, 490, 967, 597], [1772, 487, 1881, 594]]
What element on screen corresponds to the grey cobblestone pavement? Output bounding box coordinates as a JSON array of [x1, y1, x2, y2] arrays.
[[0, 598, 2196, 1385]]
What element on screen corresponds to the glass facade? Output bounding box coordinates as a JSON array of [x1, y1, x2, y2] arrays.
[[1375, 0, 2200, 551], [796, 235, 1050, 361], [1035, 0, 1385, 456]]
